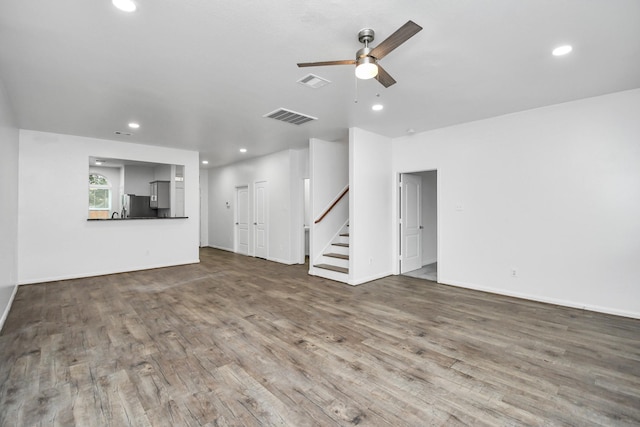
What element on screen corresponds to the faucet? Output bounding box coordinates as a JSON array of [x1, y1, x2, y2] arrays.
[[111, 211, 119, 219]]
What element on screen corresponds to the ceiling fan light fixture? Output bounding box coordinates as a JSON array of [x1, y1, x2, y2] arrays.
[[112, 0, 137, 12], [552, 45, 572, 56], [355, 57, 378, 80]]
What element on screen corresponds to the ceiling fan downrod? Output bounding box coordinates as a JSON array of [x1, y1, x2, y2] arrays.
[[356, 28, 376, 61], [355, 28, 378, 79]]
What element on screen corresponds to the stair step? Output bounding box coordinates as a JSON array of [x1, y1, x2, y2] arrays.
[[340, 233, 349, 237], [315, 264, 348, 274], [332, 243, 349, 248], [324, 252, 349, 260]]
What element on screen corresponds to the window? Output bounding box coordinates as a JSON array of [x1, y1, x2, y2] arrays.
[[89, 173, 111, 219]]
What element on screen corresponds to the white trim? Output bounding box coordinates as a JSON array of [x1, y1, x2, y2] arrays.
[[349, 271, 393, 286], [0, 285, 18, 332], [396, 170, 440, 276], [310, 267, 349, 284], [268, 256, 296, 265], [209, 246, 297, 266], [234, 184, 250, 255], [253, 180, 269, 259], [208, 244, 234, 253], [439, 278, 640, 320], [18, 259, 200, 285]]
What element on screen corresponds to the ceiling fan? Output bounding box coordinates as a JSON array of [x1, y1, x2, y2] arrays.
[[297, 20, 423, 88]]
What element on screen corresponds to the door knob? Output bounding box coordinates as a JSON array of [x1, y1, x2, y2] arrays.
[[235, 222, 239, 225], [419, 225, 424, 229], [254, 222, 257, 225]]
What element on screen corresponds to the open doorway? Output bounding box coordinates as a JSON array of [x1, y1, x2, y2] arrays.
[[399, 170, 438, 282]]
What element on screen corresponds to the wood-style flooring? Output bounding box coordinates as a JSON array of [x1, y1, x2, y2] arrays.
[[1, 248, 639, 426]]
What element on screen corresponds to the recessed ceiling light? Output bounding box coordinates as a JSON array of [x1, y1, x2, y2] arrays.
[[128, 122, 140, 129], [372, 104, 384, 111], [552, 45, 572, 56], [239, 148, 247, 153], [112, 0, 136, 12], [201, 160, 209, 165]]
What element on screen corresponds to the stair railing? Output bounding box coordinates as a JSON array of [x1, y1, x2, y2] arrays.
[[314, 186, 349, 224]]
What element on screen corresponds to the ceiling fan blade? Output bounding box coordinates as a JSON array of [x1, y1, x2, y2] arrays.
[[375, 64, 396, 88], [297, 60, 356, 67], [370, 20, 423, 60]]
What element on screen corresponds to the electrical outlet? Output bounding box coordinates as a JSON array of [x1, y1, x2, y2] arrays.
[[511, 268, 518, 277]]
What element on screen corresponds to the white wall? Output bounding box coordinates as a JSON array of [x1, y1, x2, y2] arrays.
[[124, 165, 154, 195], [310, 138, 349, 218], [350, 128, 394, 285], [207, 148, 308, 265], [18, 130, 200, 284], [0, 76, 19, 330], [309, 138, 349, 268], [392, 89, 640, 318], [153, 164, 172, 181]]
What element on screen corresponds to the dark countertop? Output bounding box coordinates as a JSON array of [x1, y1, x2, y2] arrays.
[[87, 217, 189, 221]]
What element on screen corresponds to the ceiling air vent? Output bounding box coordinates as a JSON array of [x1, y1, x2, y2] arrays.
[[264, 108, 317, 125], [297, 73, 331, 89]]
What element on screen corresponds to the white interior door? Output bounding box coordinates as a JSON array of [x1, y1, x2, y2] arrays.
[[401, 174, 422, 273], [235, 186, 249, 255], [254, 181, 268, 259]]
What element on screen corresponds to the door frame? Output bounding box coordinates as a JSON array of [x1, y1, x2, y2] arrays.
[[397, 170, 439, 279], [400, 173, 423, 273], [253, 180, 268, 259], [301, 178, 310, 264], [234, 185, 249, 255]]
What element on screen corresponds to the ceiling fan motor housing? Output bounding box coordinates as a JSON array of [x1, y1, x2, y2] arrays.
[[358, 28, 375, 45], [356, 47, 374, 61]]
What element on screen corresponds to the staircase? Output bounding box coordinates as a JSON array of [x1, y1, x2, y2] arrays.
[[314, 224, 349, 275]]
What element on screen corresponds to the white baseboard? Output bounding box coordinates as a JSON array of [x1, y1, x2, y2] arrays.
[[0, 285, 18, 333], [349, 271, 394, 286], [267, 256, 296, 265], [207, 245, 235, 253], [207, 246, 296, 266], [18, 259, 201, 286], [422, 257, 438, 266], [439, 277, 640, 320]]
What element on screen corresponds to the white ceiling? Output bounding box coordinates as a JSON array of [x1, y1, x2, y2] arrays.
[[1, 0, 639, 168]]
